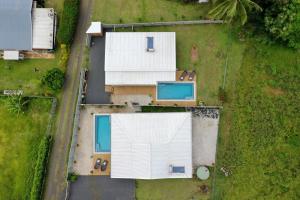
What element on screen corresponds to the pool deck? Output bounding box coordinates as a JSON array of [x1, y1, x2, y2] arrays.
[[73, 105, 136, 175], [91, 154, 111, 176], [106, 71, 197, 107]]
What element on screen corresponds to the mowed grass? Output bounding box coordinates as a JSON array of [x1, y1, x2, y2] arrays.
[[92, 0, 211, 23], [214, 41, 300, 199], [0, 97, 52, 200], [136, 178, 211, 200], [134, 25, 237, 105], [0, 57, 60, 95]]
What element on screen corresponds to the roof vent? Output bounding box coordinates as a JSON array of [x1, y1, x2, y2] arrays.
[[146, 37, 154, 52]]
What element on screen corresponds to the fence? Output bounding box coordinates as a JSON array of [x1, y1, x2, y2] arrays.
[[67, 69, 85, 173], [102, 19, 224, 30]]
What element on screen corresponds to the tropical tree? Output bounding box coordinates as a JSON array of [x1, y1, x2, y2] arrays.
[[209, 0, 262, 25], [42, 68, 65, 91], [5, 95, 30, 115]]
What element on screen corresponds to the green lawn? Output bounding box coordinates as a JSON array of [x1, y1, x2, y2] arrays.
[[92, 1, 300, 199], [136, 178, 211, 200], [0, 97, 52, 200], [92, 0, 211, 23], [0, 57, 60, 95], [131, 25, 231, 105], [46, 0, 64, 14], [214, 40, 300, 199]]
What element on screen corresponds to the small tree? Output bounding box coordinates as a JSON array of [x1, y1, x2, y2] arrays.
[[5, 95, 30, 115], [264, 0, 300, 49], [42, 68, 65, 91]]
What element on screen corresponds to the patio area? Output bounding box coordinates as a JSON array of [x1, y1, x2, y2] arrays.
[[72, 105, 135, 175], [107, 71, 197, 107], [92, 154, 111, 176]]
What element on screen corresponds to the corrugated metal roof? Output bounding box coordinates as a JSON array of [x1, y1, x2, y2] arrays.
[[111, 113, 193, 179], [0, 0, 33, 50], [105, 32, 176, 85], [105, 71, 176, 85], [32, 8, 55, 49]]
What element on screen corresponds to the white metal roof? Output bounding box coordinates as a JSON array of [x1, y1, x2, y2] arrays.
[[86, 22, 102, 34], [32, 8, 55, 49], [111, 113, 192, 179], [105, 32, 176, 85]]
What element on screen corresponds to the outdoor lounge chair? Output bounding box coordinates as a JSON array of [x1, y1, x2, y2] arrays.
[[179, 70, 188, 81], [101, 160, 109, 171], [188, 70, 196, 81], [94, 158, 101, 169]]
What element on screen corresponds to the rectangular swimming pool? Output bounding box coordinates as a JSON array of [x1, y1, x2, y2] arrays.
[[95, 115, 111, 153], [157, 82, 195, 100]]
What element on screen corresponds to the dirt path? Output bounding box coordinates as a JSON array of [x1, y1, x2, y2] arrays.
[[43, 1, 93, 200]]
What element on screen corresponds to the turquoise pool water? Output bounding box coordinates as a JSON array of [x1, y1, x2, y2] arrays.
[[157, 82, 195, 100], [95, 115, 111, 152]]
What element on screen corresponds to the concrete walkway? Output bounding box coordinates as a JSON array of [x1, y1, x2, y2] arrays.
[[43, 0, 93, 199]]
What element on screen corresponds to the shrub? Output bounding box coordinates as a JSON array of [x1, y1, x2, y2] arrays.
[[42, 68, 65, 91], [57, 0, 80, 45], [5, 95, 30, 115], [67, 172, 78, 182], [36, 0, 45, 7], [30, 135, 52, 200], [264, 0, 300, 49], [58, 44, 69, 68], [218, 87, 227, 103]]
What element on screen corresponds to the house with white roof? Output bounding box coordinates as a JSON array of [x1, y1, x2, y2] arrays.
[[110, 112, 192, 179], [105, 32, 176, 85]]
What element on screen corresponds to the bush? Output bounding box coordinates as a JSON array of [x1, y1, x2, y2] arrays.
[[58, 44, 69, 68], [264, 0, 300, 48], [5, 95, 30, 115], [67, 172, 78, 182], [141, 106, 186, 112], [57, 0, 80, 45], [218, 87, 228, 103], [42, 68, 65, 91], [30, 135, 52, 200]]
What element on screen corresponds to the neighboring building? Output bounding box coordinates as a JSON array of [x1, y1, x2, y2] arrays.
[[105, 32, 176, 85], [110, 113, 192, 179], [0, 0, 56, 60]]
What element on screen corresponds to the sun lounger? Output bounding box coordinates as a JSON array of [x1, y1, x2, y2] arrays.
[[188, 70, 196, 81], [179, 70, 188, 81], [94, 158, 101, 169]]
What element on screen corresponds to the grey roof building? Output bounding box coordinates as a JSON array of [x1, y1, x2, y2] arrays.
[[0, 0, 33, 50]]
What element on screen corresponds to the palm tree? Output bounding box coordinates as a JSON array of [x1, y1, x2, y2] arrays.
[[209, 0, 262, 25]]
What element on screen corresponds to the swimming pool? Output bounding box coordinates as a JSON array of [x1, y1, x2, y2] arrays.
[[156, 82, 195, 100], [94, 115, 111, 153]]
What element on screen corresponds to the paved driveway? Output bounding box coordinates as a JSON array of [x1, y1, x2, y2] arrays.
[[69, 176, 135, 200], [86, 35, 111, 104]]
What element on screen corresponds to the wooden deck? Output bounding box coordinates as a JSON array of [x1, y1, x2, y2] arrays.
[[91, 153, 111, 176], [107, 71, 197, 107]]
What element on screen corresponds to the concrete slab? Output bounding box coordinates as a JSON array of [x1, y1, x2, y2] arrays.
[[192, 110, 219, 167]]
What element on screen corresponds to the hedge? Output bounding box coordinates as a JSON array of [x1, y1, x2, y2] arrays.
[[141, 106, 186, 112], [30, 135, 52, 200], [57, 0, 80, 45]]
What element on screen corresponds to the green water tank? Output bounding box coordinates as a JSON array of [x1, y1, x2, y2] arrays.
[[196, 166, 210, 180]]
